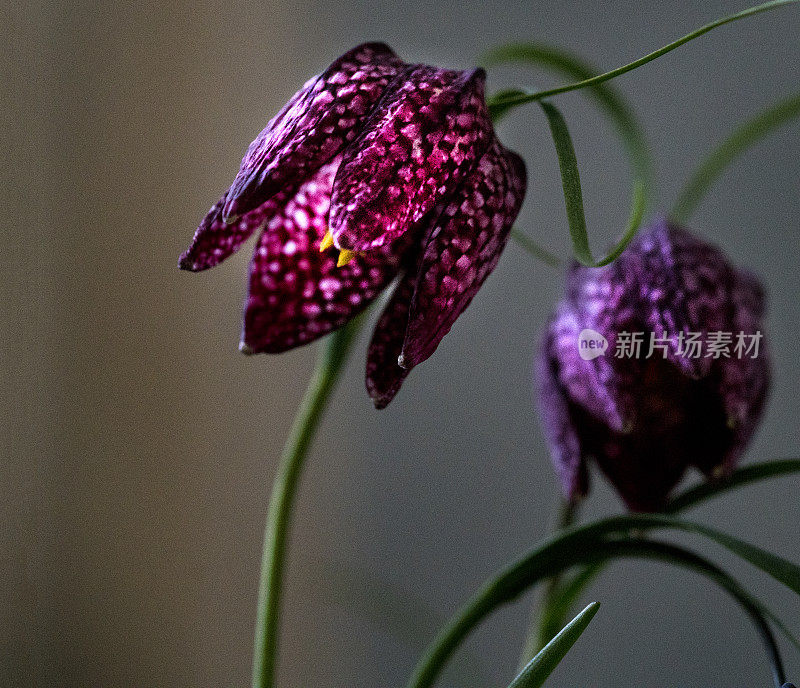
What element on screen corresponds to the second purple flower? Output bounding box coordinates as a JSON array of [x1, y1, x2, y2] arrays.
[[180, 43, 527, 408], [536, 220, 770, 511]]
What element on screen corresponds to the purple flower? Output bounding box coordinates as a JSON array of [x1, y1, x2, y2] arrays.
[[179, 43, 527, 408], [536, 219, 770, 511]]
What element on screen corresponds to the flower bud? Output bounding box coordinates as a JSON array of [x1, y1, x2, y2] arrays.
[[536, 219, 770, 511]]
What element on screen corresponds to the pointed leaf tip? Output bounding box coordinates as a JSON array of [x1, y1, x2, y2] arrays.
[[507, 602, 599, 688]]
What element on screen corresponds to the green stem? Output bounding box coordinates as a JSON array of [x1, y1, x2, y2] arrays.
[[671, 91, 800, 223], [509, 228, 561, 267], [487, 42, 652, 267], [485, 0, 799, 112], [406, 536, 790, 688], [406, 514, 800, 688], [518, 499, 577, 665], [539, 458, 800, 640], [252, 318, 363, 688]]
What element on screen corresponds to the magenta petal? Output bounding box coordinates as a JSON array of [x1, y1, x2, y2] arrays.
[[717, 268, 770, 473], [536, 220, 771, 511], [398, 140, 527, 369], [630, 220, 738, 379], [329, 65, 493, 252], [365, 272, 416, 409], [536, 328, 589, 501], [223, 43, 405, 222], [242, 158, 408, 353], [546, 297, 631, 433], [178, 191, 270, 271]]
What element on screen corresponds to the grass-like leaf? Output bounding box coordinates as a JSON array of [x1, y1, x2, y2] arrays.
[[483, 41, 653, 209], [485, 43, 654, 269], [540, 100, 644, 266], [547, 459, 800, 645], [485, 1, 800, 112], [671, 91, 800, 223], [666, 459, 800, 514], [507, 602, 600, 688], [406, 515, 800, 688], [509, 228, 561, 267]]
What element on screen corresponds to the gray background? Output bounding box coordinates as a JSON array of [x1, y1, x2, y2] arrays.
[[4, 0, 800, 686]]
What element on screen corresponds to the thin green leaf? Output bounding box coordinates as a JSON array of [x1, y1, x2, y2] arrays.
[[540, 101, 644, 266], [485, 0, 800, 112], [666, 459, 800, 514], [484, 43, 654, 269], [507, 602, 599, 688], [594, 539, 789, 688], [481, 41, 653, 199], [578, 515, 800, 596], [510, 228, 561, 267], [671, 91, 800, 223], [536, 459, 800, 653], [680, 520, 800, 595], [535, 564, 603, 653], [406, 515, 800, 688]]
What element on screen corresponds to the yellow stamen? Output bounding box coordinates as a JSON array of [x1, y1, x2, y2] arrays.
[[319, 231, 335, 252], [337, 249, 356, 267]]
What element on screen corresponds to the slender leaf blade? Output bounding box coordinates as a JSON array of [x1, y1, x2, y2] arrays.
[[485, 0, 800, 112], [672, 91, 800, 222], [540, 101, 643, 266], [507, 603, 600, 688], [482, 41, 653, 195], [666, 459, 800, 513]]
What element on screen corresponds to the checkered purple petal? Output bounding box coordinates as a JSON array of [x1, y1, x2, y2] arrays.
[[179, 191, 272, 272], [241, 157, 408, 353], [223, 43, 405, 222], [330, 65, 493, 252], [399, 139, 526, 368], [537, 220, 771, 510]]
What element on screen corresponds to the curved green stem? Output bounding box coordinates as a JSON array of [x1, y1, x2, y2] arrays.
[[551, 458, 800, 639], [671, 91, 800, 223], [485, 0, 799, 113], [483, 41, 653, 205], [407, 536, 791, 688], [406, 514, 800, 688], [252, 318, 363, 688], [485, 42, 652, 268], [518, 498, 577, 665]]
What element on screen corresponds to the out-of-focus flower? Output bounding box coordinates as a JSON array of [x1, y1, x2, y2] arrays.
[[179, 43, 527, 408], [536, 219, 770, 511]]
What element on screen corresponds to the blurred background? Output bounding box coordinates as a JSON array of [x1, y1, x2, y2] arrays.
[[4, 0, 800, 686]]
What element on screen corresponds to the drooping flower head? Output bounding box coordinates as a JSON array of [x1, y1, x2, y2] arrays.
[[536, 219, 770, 511], [180, 43, 526, 408]]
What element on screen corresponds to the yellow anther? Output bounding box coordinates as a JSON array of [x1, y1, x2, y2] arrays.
[[319, 231, 335, 252], [337, 249, 356, 267]]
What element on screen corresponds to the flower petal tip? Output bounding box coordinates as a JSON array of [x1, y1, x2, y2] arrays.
[[177, 253, 197, 271]]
